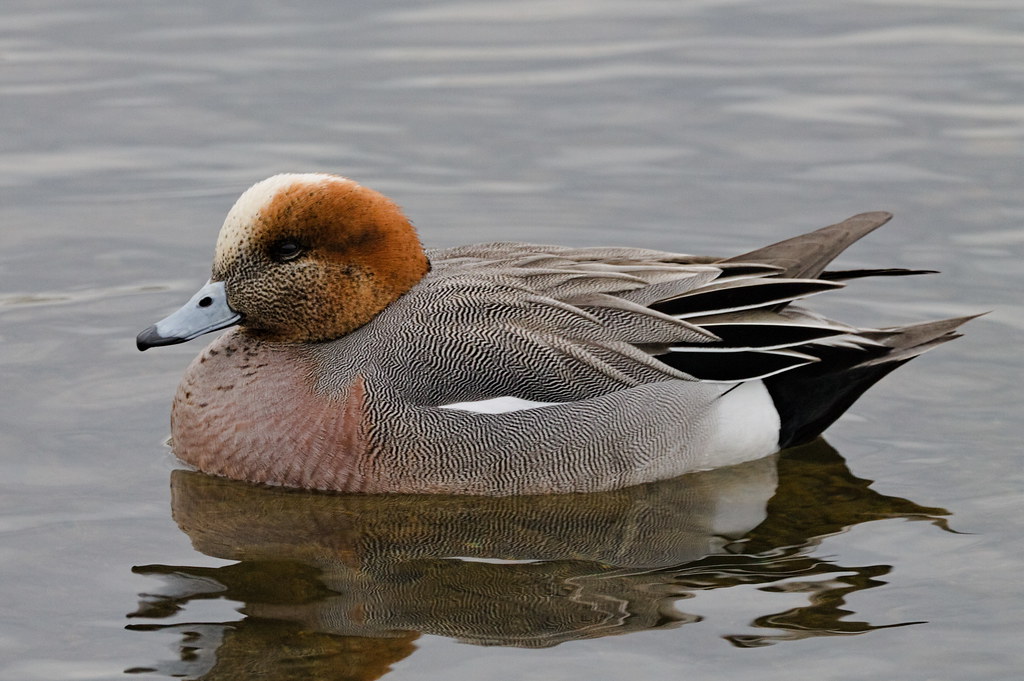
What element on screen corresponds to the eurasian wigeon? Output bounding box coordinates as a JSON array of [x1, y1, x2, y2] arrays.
[[138, 173, 971, 495]]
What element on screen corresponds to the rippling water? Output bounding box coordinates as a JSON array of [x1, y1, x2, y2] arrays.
[[2, 1, 1022, 679]]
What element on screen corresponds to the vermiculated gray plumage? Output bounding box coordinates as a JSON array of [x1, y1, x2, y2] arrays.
[[288, 213, 971, 493]]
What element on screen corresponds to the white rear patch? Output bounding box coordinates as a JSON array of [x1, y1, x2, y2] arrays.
[[439, 396, 559, 414], [702, 381, 780, 468]]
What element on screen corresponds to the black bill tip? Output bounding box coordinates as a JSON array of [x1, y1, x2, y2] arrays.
[[136, 325, 185, 351]]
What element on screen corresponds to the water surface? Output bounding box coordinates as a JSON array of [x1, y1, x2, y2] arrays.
[[1, 1, 1022, 679]]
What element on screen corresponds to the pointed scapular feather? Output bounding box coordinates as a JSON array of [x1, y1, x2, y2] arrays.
[[650, 278, 844, 318], [684, 306, 854, 328], [572, 294, 718, 344], [670, 322, 849, 351], [512, 269, 650, 296], [656, 348, 818, 382], [614, 268, 725, 307]]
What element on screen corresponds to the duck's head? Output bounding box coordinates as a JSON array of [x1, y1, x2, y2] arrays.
[[137, 173, 430, 350]]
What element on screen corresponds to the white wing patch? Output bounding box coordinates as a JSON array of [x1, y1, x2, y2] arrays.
[[439, 396, 560, 414]]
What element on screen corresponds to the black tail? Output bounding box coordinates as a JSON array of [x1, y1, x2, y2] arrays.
[[766, 316, 977, 448]]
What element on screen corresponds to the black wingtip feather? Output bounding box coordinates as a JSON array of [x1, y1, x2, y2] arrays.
[[820, 268, 939, 281]]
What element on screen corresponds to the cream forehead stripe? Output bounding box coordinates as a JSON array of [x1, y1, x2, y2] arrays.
[[213, 173, 355, 268]]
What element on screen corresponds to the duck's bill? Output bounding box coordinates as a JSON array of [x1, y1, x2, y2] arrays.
[[137, 280, 242, 351]]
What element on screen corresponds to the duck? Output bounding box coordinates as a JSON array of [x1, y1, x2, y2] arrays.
[[137, 173, 971, 496]]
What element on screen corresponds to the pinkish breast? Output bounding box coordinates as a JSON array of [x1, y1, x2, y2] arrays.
[[170, 331, 372, 491]]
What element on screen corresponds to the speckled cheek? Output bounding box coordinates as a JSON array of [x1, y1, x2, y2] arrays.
[[169, 331, 371, 491]]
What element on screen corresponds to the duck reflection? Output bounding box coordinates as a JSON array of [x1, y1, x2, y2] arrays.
[[127, 439, 948, 678]]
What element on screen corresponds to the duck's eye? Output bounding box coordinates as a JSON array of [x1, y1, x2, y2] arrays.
[[270, 239, 304, 263]]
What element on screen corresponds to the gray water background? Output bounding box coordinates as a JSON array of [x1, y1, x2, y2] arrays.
[[1, 1, 1022, 679]]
